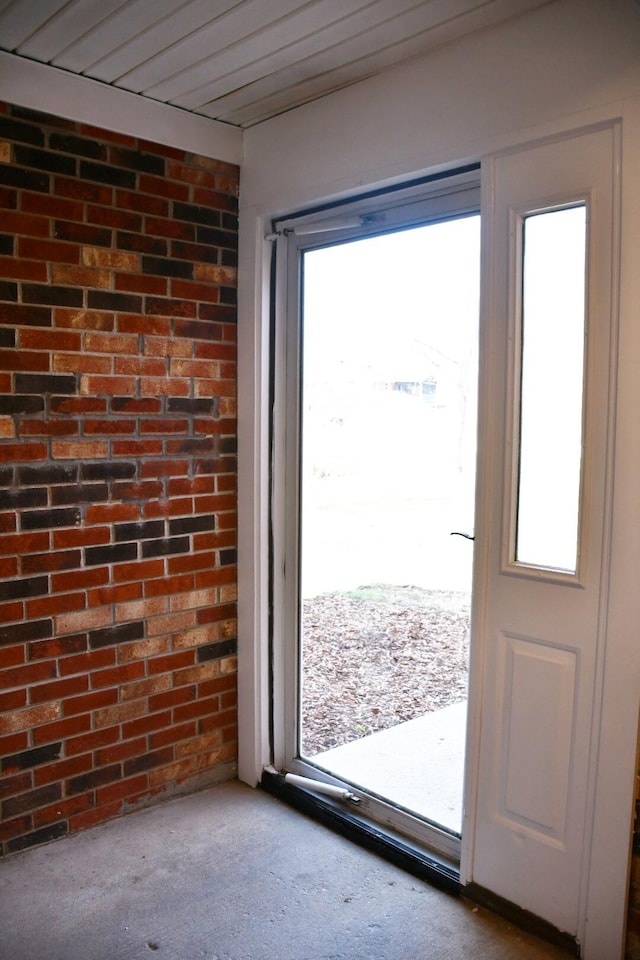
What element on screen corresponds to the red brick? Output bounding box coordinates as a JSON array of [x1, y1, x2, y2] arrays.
[[93, 699, 147, 728], [54, 308, 114, 331], [167, 477, 215, 496], [55, 605, 111, 635], [85, 332, 138, 354], [27, 591, 85, 619], [86, 206, 142, 230], [149, 685, 196, 712], [34, 754, 93, 788], [0, 815, 33, 843], [149, 756, 199, 787], [30, 674, 88, 705], [0, 600, 23, 623], [80, 375, 136, 396], [117, 316, 171, 337], [97, 773, 148, 806], [51, 265, 110, 288], [115, 274, 167, 296], [140, 377, 190, 397], [0, 351, 49, 373], [83, 418, 136, 435], [144, 215, 192, 238], [149, 721, 196, 749], [0, 644, 26, 667], [0, 771, 33, 801], [120, 674, 171, 701], [19, 419, 79, 437], [146, 610, 196, 637], [53, 526, 110, 549], [139, 174, 189, 201], [0, 688, 27, 711], [50, 397, 108, 414], [1, 210, 49, 238], [171, 279, 220, 303], [117, 191, 169, 217], [22, 193, 84, 221], [198, 675, 236, 698], [0, 257, 48, 282], [144, 573, 194, 598], [51, 440, 108, 460], [55, 178, 112, 204], [112, 439, 162, 457], [0, 660, 57, 690], [114, 357, 166, 376], [33, 713, 91, 746], [0, 732, 29, 756], [111, 558, 163, 584], [168, 552, 213, 575], [59, 648, 115, 677], [29, 635, 87, 661], [66, 726, 119, 756], [174, 699, 221, 724], [63, 688, 118, 716], [34, 791, 93, 827], [90, 661, 145, 690], [85, 503, 139, 524], [53, 353, 112, 374], [70, 799, 122, 832], [20, 328, 82, 352], [167, 163, 217, 188], [0, 702, 60, 735], [174, 731, 223, 758], [18, 237, 80, 263], [96, 736, 146, 766], [143, 497, 192, 518], [144, 336, 191, 358], [122, 710, 171, 739], [140, 460, 188, 479], [117, 636, 169, 662], [194, 566, 236, 589], [88, 581, 143, 606], [146, 649, 195, 675], [52, 566, 109, 593]]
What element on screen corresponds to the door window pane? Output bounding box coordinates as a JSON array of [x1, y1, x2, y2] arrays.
[[515, 205, 586, 573]]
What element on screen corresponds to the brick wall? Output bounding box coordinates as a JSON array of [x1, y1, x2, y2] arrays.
[[0, 102, 238, 855]]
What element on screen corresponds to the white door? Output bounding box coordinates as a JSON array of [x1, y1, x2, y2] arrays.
[[271, 173, 481, 862], [465, 124, 619, 941]]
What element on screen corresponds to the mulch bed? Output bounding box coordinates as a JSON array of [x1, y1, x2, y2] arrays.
[[300, 584, 470, 756]]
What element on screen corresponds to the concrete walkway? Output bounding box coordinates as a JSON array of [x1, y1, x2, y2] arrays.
[[0, 780, 571, 960], [314, 701, 467, 834]]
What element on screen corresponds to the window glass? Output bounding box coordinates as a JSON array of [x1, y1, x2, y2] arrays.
[[515, 205, 586, 573]]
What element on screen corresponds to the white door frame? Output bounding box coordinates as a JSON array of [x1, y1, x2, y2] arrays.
[[237, 118, 639, 960]]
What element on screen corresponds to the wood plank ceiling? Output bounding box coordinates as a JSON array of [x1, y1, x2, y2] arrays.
[[0, 0, 555, 128]]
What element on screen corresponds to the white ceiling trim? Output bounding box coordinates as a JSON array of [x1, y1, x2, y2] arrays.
[[0, 52, 242, 164]]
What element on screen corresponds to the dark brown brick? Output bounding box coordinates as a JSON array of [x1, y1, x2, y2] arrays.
[[3, 782, 61, 818], [2, 742, 62, 774]]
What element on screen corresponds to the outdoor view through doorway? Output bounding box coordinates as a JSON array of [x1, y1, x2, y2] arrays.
[[298, 214, 481, 837]]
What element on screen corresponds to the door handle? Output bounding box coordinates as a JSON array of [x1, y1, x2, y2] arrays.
[[450, 531, 475, 541]]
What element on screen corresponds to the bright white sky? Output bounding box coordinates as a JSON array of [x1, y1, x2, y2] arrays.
[[302, 215, 481, 381]]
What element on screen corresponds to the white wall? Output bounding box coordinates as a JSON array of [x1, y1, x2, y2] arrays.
[[237, 2, 640, 957]]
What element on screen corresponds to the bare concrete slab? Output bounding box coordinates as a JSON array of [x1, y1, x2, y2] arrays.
[[0, 780, 570, 960]]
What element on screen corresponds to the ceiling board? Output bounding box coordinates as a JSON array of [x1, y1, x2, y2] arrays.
[[0, 0, 557, 127]]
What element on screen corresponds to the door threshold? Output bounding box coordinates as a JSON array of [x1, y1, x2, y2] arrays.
[[260, 767, 460, 896]]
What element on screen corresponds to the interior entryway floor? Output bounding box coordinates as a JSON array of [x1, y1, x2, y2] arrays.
[[0, 780, 571, 959], [313, 700, 466, 834]]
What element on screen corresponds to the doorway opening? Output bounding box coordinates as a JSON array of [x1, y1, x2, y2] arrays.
[[298, 216, 480, 838], [273, 178, 482, 860]]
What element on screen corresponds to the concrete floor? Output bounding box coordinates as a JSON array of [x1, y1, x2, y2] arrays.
[[0, 780, 570, 960]]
